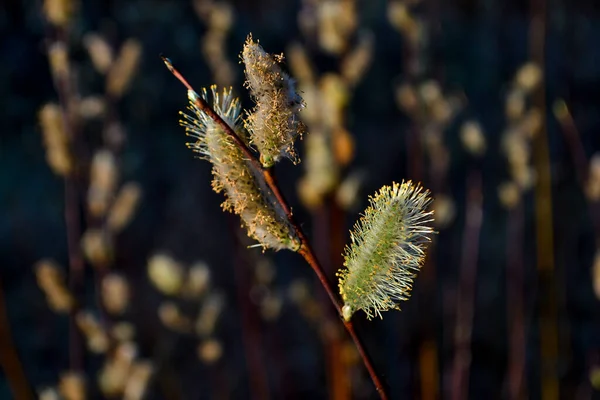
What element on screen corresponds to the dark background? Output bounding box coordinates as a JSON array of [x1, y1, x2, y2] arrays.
[[1, 0, 600, 399]]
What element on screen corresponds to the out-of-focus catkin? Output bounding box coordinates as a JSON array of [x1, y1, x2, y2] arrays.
[[83, 33, 114, 75], [58, 371, 86, 400], [35, 260, 74, 313], [39, 103, 72, 176], [88, 149, 118, 217], [106, 39, 142, 99], [107, 182, 142, 232]]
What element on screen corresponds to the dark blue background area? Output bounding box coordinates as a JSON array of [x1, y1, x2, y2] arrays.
[[1, 0, 600, 398]]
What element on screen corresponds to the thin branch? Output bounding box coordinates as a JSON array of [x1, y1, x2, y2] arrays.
[[47, 27, 85, 372], [163, 56, 389, 399], [451, 171, 482, 400]]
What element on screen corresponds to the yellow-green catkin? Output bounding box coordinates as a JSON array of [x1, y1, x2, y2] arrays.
[[337, 181, 434, 321], [242, 35, 305, 167], [180, 86, 300, 251]]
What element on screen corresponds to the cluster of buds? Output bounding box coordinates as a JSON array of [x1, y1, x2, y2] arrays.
[[288, 12, 373, 209], [498, 62, 543, 209], [396, 80, 463, 229], [98, 342, 153, 399], [388, 0, 427, 76], [147, 254, 224, 364], [298, 0, 357, 55]]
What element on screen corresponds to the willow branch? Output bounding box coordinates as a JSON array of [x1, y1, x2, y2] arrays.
[[163, 56, 388, 399], [47, 26, 85, 373]]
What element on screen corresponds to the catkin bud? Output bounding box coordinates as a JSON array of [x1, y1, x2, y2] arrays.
[[39, 103, 72, 176], [123, 361, 153, 400], [242, 35, 305, 167], [58, 371, 85, 400], [337, 181, 434, 321], [35, 259, 74, 313], [180, 86, 300, 251], [515, 62, 542, 93], [182, 262, 211, 298], [81, 229, 113, 267], [83, 33, 114, 74], [586, 154, 600, 201], [195, 293, 224, 337], [48, 42, 70, 82], [340, 32, 374, 86], [43, 0, 77, 27], [287, 42, 315, 85], [460, 120, 486, 157], [107, 182, 142, 232], [198, 338, 223, 364], [76, 311, 109, 353], [106, 39, 142, 98], [101, 273, 129, 315], [158, 301, 191, 332], [88, 150, 118, 217], [39, 387, 60, 400], [147, 254, 184, 296], [98, 342, 137, 397]]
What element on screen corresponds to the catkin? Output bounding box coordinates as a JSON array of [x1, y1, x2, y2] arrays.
[[180, 86, 300, 251], [337, 181, 434, 320]]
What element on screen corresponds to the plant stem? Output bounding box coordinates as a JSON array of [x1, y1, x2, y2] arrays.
[[47, 26, 85, 372], [163, 57, 389, 399]]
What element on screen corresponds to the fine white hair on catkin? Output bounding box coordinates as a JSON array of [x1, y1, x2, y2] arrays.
[[179, 86, 300, 251], [242, 35, 305, 167], [337, 181, 434, 321]]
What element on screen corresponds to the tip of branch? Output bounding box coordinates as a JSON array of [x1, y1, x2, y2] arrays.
[[160, 54, 175, 73]]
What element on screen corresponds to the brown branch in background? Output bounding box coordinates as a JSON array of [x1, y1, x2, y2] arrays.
[[529, 0, 560, 397], [232, 234, 271, 400], [0, 278, 34, 400], [451, 171, 482, 400], [554, 100, 589, 185], [46, 25, 86, 372], [506, 204, 528, 399], [162, 56, 389, 400], [554, 100, 600, 233]]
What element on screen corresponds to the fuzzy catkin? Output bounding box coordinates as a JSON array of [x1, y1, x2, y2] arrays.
[[337, 181, 434, 320], [180, 86, 300, 251], [242, 35, 305, 167]]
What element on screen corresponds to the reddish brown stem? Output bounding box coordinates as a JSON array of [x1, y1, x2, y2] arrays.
[[450, 171, 482, 400], [47, 26, 85, 371], [555, 101, 589, 185], [163, 57, 388, 399], [506, 204, 527, 399]]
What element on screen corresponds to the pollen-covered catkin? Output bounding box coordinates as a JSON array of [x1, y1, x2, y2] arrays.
[[180, 86, 300, 251], [337, 181, 434, 321], [242, 35, 305, 167]]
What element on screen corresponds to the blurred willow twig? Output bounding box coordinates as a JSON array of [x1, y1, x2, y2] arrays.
[[162, 55, 389, 400], [450, 171, 482, 400]]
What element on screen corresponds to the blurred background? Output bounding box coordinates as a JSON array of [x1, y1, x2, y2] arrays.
[[1, 0, 600, 399]]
